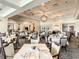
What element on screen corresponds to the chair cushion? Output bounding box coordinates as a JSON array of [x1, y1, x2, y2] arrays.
[[51, 43, 61, 56]]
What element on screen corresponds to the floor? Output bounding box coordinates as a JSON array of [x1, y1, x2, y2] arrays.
[[60, 37, 79, 59]]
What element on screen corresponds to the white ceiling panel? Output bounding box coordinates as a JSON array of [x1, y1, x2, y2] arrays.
[[6, 0, 50, 18], [0, 3, 16, 17], [6, 0, 33, 7], [0, 0, 50, 18]]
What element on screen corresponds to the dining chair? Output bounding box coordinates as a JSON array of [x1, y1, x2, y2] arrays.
[[31, 32, 39, 44], [31, 35, 39, 44], [0, 37, 6, 59], [4, 43, 15, 57], [51, 43, 61, 59], [60, 36, 67, 50]]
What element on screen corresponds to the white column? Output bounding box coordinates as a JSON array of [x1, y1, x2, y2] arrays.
[[0, 18, 8, 33]]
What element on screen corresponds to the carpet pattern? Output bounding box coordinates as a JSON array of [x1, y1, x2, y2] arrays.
[[60, 37, 79, 59], [60, 47, 79, 59]]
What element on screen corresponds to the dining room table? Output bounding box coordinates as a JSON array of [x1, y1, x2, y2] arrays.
[[13, 44, 53, 59]]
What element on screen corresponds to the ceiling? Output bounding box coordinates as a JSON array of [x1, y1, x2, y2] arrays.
[[0, 0, 50, 18], [11, 0, 79, 21]]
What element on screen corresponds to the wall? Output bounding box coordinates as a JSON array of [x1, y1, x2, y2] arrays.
[[40, 19, 62, 31], [8, 19, 18, 31], [8, 17, 79, 34], [18, 19, 63, 32], [61, 18, 79, 36], [19, 18, 40, 31]]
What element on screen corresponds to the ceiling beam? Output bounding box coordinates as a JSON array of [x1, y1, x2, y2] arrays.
[[0, 0, 20, 9], [6, 0, 50, 18]]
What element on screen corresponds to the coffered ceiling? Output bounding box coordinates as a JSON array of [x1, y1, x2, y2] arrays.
[[0, 0, 50, 18], [13, 0, 79, 21]]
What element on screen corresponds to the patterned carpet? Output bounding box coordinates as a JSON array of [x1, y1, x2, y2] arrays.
[[60, 37, 79, 59], [60, 47, 79, 59]]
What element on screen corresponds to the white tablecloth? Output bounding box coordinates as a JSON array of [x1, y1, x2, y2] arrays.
[[13, 44, 53, 59]]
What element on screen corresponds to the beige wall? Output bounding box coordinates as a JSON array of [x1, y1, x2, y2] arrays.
[[19, 19, 40, 31], [40, 19, 62, 31], [8, 19, 18, 31], [8, 17, 79, 34], [19, 18, 62, 32]]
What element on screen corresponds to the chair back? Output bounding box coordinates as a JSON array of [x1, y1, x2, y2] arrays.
[[51, 43, 60, 56], [0, 38, 6, 59], [60, 37, 67, 46], [4, 43, 14, 56], [31, 32, 39, 44]]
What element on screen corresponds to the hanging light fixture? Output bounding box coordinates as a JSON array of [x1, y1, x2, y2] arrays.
[[40, 15, 48, 22]]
